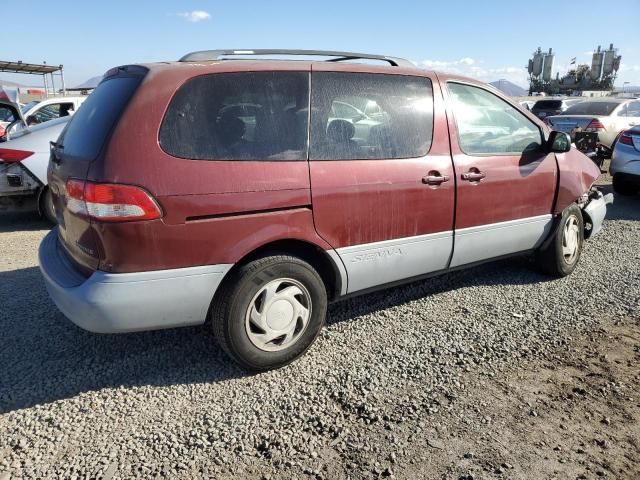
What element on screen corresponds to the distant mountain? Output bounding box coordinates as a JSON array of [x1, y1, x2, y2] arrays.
[[0, 78, 27, 88], [71, 75, 103, 90], [490, 79, 527, 97]]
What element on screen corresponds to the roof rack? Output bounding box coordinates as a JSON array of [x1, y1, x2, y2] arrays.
[[179, 49, 414, 68]]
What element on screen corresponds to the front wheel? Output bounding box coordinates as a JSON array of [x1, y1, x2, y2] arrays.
[[211, 255, 328, 371], [536, 204, 584, 277]]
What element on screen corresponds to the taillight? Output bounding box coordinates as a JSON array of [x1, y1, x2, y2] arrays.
[[586, 119, 606, 130], [65, 179, 162, 222], [0, 148, 34, 163], [618, 130, 634, 146]]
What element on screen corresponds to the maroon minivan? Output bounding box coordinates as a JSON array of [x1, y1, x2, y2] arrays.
[[39, 50, 612, 370]]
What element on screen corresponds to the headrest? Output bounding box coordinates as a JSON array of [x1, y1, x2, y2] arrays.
[[327, 119, 355, 143], [217, 113, 246, 145]]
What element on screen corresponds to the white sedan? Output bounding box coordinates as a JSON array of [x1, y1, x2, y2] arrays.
[[0, 116, 69, 222]]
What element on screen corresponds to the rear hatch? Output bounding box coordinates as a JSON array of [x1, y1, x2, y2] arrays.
[[545, 115, 595, 134], [48, 67, 146, 272]]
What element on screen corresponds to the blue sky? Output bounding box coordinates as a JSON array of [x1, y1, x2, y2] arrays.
[[3, 0, 640, 88]]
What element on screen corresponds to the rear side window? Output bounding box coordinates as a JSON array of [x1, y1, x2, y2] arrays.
[[30, 103, 74, 125], [160, 72, 309, 161], [310, 72, 433, 160], [533, 100, 562, 110], [60, 76, 143, 160], [624, 101, 640, 117], [563, 102, 620, 116]]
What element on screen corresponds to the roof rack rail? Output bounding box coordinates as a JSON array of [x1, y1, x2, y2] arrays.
[[178, 49, 414, 68]]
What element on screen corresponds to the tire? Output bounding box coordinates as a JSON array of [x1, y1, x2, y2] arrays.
[[211, 255, 328, 371], [536, 203, 584, 277], [40, 187, 57, 224], [612, 174, 638, 196]]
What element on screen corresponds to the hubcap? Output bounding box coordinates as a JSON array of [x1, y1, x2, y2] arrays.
[[245, 278, 312, 352], [562, 215, 580, 264]]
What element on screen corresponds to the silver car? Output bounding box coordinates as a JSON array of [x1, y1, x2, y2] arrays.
[[545, 98, 640, 152], [610, 126, 640, 195]]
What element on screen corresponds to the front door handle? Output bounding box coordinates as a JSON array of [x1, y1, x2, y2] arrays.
[[461, 170, 486, 182], [422, 172, 450, 186]]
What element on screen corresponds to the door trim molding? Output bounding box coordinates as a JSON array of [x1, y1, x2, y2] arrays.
[[335, 230, 453, 293], [450, 214, 552, 268]]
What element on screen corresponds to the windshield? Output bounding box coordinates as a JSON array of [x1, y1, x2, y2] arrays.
[[21, 101, 38, 113], [563, 102, 621, 116]]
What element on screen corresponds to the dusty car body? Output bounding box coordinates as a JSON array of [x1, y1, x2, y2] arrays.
[[38, 50, 611, 370]]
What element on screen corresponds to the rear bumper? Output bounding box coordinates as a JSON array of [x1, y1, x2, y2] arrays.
[[582, 189, 613, 239], [39, 229, 233, 333], [0, 162, 41, 197]]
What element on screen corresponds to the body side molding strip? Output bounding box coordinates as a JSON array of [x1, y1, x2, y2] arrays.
[[335, 231, 454, 293]]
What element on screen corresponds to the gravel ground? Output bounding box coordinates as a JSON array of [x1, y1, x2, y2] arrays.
[[0, 177, 639, 479]]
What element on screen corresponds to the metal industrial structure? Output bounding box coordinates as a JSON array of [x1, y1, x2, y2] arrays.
[[0, 60, 66, 96], [527, 44, 621, 95]]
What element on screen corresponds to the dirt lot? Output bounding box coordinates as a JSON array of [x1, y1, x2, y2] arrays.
[[397, 317, 640, 479], [0, 175, 638, 479]]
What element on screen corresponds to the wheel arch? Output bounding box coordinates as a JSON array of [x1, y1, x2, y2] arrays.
[[220, 238, 346, 301], [36, 184, 48, 218]]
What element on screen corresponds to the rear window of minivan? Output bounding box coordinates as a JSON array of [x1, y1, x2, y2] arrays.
[[59, 75, 144, 160], [160, 72, 309, 161]]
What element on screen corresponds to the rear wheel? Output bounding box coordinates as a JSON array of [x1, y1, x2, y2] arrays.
[[612, 174, 638, 196], [40, 188, 57, 224], [211, 255, 327, 371], [536, 204, 583, 277]]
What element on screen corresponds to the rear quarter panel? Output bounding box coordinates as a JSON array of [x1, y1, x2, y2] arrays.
[[88, 62, 334, 273]]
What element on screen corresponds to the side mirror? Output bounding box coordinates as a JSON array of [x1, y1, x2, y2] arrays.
[[548, 130, 571, 153], [27, 115, 39, 126]]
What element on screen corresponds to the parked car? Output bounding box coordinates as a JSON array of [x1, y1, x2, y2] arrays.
[[545, 98, 640, 155], [610, 126, 640, 195], [0, 116, 69, 222], [530, 98, 583, 119], [2, 96, 86, 141], [39, 49, 612, 371]]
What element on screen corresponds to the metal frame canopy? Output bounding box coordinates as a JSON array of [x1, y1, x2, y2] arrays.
[[0, 60, 65, 96]]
